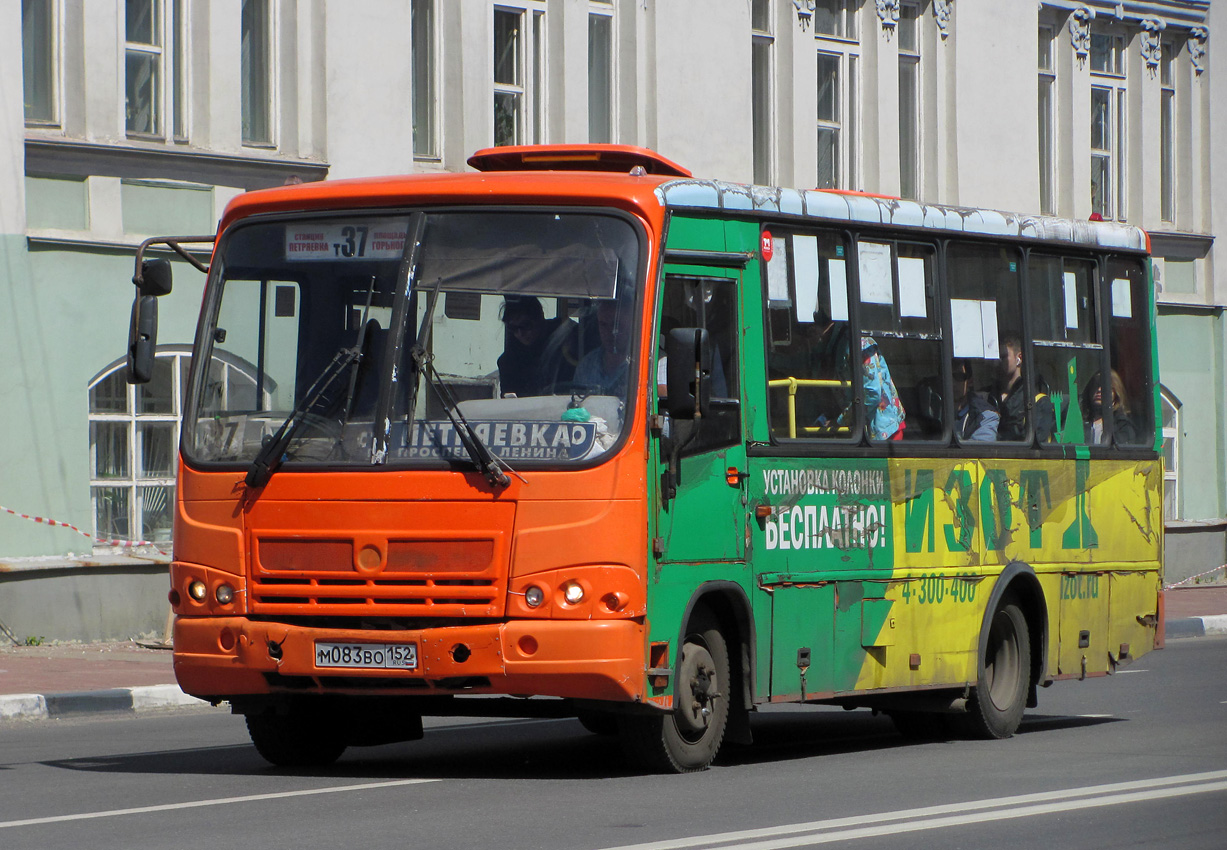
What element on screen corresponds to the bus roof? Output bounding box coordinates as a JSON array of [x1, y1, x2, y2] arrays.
[[218, 146, 1148, 255], [655, 179, 1150, 253]]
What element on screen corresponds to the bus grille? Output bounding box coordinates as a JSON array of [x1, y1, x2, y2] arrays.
[[250, 537, 503, 617]]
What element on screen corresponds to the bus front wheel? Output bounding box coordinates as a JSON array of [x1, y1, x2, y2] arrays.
[[245, 702, 348, 767], [618, 612, 730, 773], [955, 599, 1031, 739]]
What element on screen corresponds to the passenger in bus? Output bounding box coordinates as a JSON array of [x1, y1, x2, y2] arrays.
[[498, 296, 577, 396], [861, 336, 905, 440], [573, 300, 630, 397], [995, 335, 1055, 442], [1083, 370, 1137, 444], [953, 359, 998, 441]]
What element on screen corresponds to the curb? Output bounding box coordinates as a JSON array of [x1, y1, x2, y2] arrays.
[[1165, 615, 1227, 641], [0, 685, 208, 722]]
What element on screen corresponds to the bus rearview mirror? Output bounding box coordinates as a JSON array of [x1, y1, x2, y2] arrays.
[[665, 327, 712, 420]]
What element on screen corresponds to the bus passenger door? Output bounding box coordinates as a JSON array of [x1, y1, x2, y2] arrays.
[[652, 268, 746, 564]]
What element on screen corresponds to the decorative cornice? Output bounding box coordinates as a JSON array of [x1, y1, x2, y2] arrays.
[[1189, 26, 1209, 74], [877, 0, 900, 36], [935, 0, 953, 39], [792, 0, 815, 31], [1070, 5, 1095, 64], [1140, 17, 1166, 73]]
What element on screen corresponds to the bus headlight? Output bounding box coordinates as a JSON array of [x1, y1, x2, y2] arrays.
[[188, 580, 207, 602], [562, 581, 585, 605], [525, 585, 545, 608], [215, 584, 235, 605]]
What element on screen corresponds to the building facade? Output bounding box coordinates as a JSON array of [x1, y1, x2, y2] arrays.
[[2, 0, 1222, 640]]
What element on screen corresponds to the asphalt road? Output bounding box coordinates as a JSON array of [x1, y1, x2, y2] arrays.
[[2, 637, 1224, 850]]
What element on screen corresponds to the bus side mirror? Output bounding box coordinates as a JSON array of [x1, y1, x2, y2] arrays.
[[665, 327, 712, 420], [136, 258, 173, 297], [126, 259, 173, 384], [126, 295, 159, 384]]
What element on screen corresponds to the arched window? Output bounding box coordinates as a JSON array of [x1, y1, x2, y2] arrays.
[[1160, 385, 1181, 521], [88, 348, 192, 546]]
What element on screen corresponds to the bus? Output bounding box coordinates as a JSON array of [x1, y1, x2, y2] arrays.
[[126, 144, 1163, 773]]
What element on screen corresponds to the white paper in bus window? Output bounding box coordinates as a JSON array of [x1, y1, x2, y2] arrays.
[[981, 301, 1000, 359], [766, 239, 790, 303], [793, 235, 820, 323], [1112, 278, 1133, 318], [858, 241, 894, 304], [898, 256, 928, 318], [1063, 271, 1079, 330], [951, 299, 984, 358], [828, 259, 849, 321]]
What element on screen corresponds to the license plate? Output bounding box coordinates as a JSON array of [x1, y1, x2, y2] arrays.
[[314, 641, 418, 670]]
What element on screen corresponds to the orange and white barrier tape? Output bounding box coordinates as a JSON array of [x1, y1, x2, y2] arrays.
[[1166, 565, 1227, 590], [1, 504, 169, 553]]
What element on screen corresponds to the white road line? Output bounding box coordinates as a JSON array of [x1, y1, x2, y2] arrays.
[[1111, 669, 1148, 674], [593, 770, 1227, 850], [0, 778, 439, 830]]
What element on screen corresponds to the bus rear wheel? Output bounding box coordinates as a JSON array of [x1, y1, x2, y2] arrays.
[[245, 702, 348, 767], [618, 613, 730, 773], [955, 600, 1031, 740]]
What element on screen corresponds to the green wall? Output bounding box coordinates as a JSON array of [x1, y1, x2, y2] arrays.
[[0, 239, 207, 557], [1156, 310, 1227, 522]]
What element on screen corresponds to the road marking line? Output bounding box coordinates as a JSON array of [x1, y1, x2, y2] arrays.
[[1072, 713, 1115, 718], [593, 770, 1227, 850], [1111, 669, 1148, 674], [0, 778, 439, 830]]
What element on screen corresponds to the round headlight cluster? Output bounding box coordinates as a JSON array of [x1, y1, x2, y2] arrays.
[[524, 585, 545, 608], [562, 581, 585, 605]]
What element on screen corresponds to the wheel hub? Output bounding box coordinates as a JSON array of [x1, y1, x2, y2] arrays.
[[676, 642, 721, 736]]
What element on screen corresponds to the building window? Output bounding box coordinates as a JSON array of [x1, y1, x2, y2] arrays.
[[813, 4, 859, 190], [588, 1, 614, 143], [22, 0, 58, 126], [752, 0, 774, 184], [241, 0, 274, 146], [1160, 386, 1180, 520], [813, 0, 857, 40], [494, 4, 546, 147], [125, 0, 163, 136], [898, 3, 920, 199], [816, 52, 841, 189], [88, 351, 189, 546], [411, 0, 438, 158], [1038, 24, 1056, 215], [1089, 27, 1126, 220], [1160, 40, 1175, 224]]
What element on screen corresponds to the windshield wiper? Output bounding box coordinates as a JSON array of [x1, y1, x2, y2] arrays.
[[419, 357, 518, 489], [245, 345, 362, 489]]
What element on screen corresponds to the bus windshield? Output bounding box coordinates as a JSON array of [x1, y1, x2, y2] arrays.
[[186, 209, 643, 472]]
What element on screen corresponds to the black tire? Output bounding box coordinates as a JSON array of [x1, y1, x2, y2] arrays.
[[954, 600, 1031, 739], [245, 705, 348, 768], [888, 710, 952, 741], [576, 709, 620, 737], [618, 611, 730, 773]]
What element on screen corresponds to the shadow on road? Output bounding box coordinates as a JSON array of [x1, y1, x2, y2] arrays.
[[36, 708, 1125, 780]]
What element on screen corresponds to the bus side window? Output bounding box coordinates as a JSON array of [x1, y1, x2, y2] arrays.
[[855, 239, 942, 443], [764, 230, 858, 441], [1028, 254, 1105, 445], [1106, 256, 1153, 447], [947, 242, 1024, 444], [661, 273, 739, 455]]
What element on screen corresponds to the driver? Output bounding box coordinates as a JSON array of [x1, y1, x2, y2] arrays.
[[573, 300, 631, 397]]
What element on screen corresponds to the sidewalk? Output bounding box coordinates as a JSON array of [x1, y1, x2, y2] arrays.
[[2, 586, 1224, 723]]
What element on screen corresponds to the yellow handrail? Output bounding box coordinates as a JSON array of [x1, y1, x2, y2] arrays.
[[767, 377, 852, 438]]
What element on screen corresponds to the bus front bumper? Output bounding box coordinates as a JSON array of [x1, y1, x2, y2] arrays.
[[172, 616, 648, 704]]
